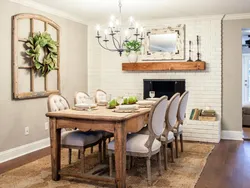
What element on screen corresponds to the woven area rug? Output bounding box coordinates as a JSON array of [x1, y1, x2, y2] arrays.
[[0, 142, 214, 188]]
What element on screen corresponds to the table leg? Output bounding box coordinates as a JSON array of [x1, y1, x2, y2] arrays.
[[114, 122, 127, 188], [49, 118, 61, 181]]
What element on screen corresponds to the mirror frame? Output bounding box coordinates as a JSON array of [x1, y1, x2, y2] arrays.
[[142, 24, 185, 61]]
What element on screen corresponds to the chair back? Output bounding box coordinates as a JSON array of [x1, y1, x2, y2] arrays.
[[177, 91, 189, 124], [47, 94, 70, 112], [74, 91, 89, 104], [144, 96, 168, 153], [95, 89, 107, 103], [165, 93, 180, 131]]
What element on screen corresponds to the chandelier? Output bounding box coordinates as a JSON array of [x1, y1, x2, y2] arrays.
[[95, 0, 144, 56]]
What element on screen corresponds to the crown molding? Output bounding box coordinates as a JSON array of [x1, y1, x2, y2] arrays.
[[9, 0, 91, 25], [224, 13, 250, 20]]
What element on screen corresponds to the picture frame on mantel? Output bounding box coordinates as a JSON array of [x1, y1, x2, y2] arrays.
[[142, 24, 185, 61]]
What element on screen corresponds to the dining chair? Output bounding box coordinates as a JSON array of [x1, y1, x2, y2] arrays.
[[161, 93, 180, 170], [47, 94, 103, 173], [74, 91, 89, 104], [95, 89, 107, 104], [94, 89, 113, 160], [174, 91, 189, 158], [108, 96, 168, 186]]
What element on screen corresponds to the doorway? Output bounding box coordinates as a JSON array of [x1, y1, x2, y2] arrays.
[[242, 28, 250, 140]]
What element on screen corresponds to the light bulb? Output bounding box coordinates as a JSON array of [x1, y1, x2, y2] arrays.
[[129, 16, 134, 23], [104, 29, 108, 35], [135, 22, 139, 28], [109, 21, 114, 28], [140, 27, 144, 33], [110, 15, 115, 21], [115, 19, 120, 26], [96, 24, 100, 31]]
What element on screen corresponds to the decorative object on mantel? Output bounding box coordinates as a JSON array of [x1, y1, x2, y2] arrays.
[[124, 40, 141, 63], [25, 32, 58, 76], [122, 61, 205, 71], [196, 35, 202, 61], [12, 13, 61, 100], [187, 41, 193, 62], [95, 0, 144, 56], [141, 24, 185, 61], [199, 109, 216, 121]]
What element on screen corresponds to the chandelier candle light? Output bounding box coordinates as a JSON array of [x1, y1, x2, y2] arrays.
[[95, 0, 144, 56]]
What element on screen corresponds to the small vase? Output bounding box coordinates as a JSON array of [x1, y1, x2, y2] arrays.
[[127, 51, 138, 63]]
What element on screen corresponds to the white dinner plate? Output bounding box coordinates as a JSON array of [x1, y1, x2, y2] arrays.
[[146, 98, 161, 101], [75, 103, 97, 108], [136, 100, 155, 105], [116, 104, 138, 110]]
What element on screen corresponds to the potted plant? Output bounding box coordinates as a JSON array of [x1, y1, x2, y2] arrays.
[[124, 40, 141, 63]]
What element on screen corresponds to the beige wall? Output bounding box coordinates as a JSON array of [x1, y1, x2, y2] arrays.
[[0, 0, 88, 152], [222, 19, 250, 131]]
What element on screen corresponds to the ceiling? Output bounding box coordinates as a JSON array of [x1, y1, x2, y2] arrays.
[[32, 0, 250, 24]]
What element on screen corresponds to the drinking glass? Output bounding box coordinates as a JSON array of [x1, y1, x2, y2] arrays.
[[149, 91, 155, 98], [106, 94, 112, 102], [136, 93, 142, 101], [86, 96, 94, 111], [117, 96, 124, 106]]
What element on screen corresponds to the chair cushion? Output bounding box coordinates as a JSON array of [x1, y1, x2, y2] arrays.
[[173, 124, 183, 133], [160, 131, 174, 142], [108, 134, 161, 154], [243, 102, 250, 115], [61, 130, 103, 147]]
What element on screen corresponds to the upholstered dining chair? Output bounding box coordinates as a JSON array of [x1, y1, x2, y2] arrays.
[[47, 94, 103, 173], [160, 93, 180, 170], [174, 91, 189, 158], [108, 96, 168, 186], [95, 89, 107, 104], [74, 91, 89, 104]]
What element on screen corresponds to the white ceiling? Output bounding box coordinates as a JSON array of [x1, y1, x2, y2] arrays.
[[33, 0, 250, 24]]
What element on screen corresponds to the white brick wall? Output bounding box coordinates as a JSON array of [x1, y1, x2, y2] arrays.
[[88, 17, 222, 143]]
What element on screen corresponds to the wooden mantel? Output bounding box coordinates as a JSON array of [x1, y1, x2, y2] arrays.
[[122, 61, 206, 71]]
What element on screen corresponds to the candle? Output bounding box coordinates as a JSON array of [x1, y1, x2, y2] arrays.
[[96, 24, 100, 36], [104, 29, 108, 39]]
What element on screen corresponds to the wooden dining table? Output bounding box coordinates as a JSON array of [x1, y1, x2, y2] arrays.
[[46, 106, 151, 188]]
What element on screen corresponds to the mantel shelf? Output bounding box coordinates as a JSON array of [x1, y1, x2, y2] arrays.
[[122, 61, 206, 71]]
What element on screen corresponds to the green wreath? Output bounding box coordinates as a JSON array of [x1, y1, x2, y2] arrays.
[[25, 32, 58, 76]]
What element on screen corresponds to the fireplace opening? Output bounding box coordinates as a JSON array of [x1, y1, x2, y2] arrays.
[[143, 79, 185, 99]]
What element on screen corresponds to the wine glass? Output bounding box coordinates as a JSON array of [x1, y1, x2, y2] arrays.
[[117, 96, 124, 107], [86, 96, 93, 111], [106, 94, 112, 102], [136, 93, 142, 101], [149, 91, 155, 98]]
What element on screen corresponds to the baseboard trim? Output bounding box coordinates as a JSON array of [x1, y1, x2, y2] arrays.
[[0, 138, 50, 163], [221, 130, 243, 141]]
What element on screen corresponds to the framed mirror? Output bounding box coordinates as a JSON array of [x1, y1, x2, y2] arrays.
[[142, 24, 185, 60]]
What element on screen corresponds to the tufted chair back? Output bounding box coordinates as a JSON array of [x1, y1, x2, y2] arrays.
[[177, 91, 189, 124], [74, 91, 89, 104], [165, 93, 180, 131], [95, 89, 107, 103], [47, 94, 70, 112]]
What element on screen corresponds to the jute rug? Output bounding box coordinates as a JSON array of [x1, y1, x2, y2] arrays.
[[0, 142, 214, 188]]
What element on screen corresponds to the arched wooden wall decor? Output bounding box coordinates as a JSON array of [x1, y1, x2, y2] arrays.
[[12, 13, 61, 99]]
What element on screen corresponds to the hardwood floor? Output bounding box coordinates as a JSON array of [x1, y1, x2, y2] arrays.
[[1, 140, 250, 188], [196, 140, 250, 188]]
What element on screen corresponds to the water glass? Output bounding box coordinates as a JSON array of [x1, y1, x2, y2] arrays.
[[86, 96, 94, 111], [117, 96, 124, 106], [136, 93, 142, 100], [149, 91, 155, 98]]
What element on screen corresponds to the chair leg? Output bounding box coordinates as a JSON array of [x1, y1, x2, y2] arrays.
[[158, 150, 162, 176], [175, 135, 179, 158], [80, 148, 85, 174], [109, 152, 113, 177], [78, 150, 81, 159], [170, 142, 174, 163], [164, 144, 168, 170], [146, 157, 152, 186], [180, 134, 184, 152], [91, 147, 94, 153], [103, 138, 107, 161], [127, 156, 131, 170], [68, 148, 72, 164], [98, 142, 102, 163], [108, 138, 111, 142]]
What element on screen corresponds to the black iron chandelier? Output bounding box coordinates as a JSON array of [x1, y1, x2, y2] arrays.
[[95, 0, 145, 56]]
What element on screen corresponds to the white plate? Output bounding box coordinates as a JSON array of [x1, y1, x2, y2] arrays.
[[136, 100, 155, 105], [75, 103, 97, 108], [146, 98, 161, 101], [116, 104, 138, 110]]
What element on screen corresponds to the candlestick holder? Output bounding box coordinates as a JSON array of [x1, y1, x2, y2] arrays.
[[187, 40, 193, 62], [195, 35, 201, 61]]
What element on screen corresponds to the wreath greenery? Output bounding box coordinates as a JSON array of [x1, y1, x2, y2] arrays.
[[25, 32, 58, 76]]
